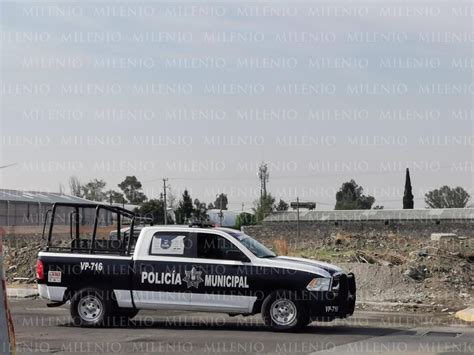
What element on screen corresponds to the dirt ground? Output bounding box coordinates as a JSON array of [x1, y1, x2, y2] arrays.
[[279, 232, 473, 312], [2, 231, 473, 313]]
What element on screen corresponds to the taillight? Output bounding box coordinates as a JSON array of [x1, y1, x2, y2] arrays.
[[36, 260, 44, 280]]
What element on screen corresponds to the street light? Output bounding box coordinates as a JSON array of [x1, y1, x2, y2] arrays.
[[290, 198, 316, 239]]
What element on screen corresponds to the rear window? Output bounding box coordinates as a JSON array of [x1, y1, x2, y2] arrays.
[[149, 232, 193, 257]]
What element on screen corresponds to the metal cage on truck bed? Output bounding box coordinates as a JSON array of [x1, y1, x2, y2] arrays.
[[42, 202, 151, 256]]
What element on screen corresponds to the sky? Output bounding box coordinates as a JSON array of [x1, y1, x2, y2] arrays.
[[1, 0, 473, 210]]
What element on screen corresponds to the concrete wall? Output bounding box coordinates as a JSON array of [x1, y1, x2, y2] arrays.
[[243, 220, 474, 245]]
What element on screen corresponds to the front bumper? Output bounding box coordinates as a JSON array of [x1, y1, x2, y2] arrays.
[[305, 272, 356, 320]]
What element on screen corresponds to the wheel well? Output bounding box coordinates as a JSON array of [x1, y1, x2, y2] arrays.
[[64, 286, 117, 306], [252, 289, 304, 314]]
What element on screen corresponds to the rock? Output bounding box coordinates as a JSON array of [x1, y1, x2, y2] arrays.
[[404, 265, 429, 281], [379, 260, 392, 267], [431, 233, 457, 242]]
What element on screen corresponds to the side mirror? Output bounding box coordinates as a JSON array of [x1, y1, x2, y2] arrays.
[[226, 250, 250, 263]]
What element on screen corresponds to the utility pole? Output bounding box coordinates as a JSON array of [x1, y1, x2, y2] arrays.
[[162, 178, 168, 224], [217, 194, 224, 226], [296, 197, 300, 239], [290, 199, 315, 239]]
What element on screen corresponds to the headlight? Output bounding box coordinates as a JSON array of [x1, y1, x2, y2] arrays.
[[306, 277, 331, 291]]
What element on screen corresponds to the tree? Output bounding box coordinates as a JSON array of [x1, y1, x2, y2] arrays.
[[175, 189, 194, 223], [81, 179, 107, 201], [118, 176, 147, 204], [425, 186, 470, 208], [207, 203, 215, 209], [213, 193, 228, 210], [193, 199, 208, 221], [234, 212, 257, 229], [274, 199, 289, 211], [105, 190, 126, 204], [166, 187, 177, 209], [403, 168, 414, 209], [253, 193, 275, 222], [69, 176, 83, 197], [137, 199, 172, 224], [335, 180, 375, 210]]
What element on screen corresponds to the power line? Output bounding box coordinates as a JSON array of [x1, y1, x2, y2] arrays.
[[143, 164, 459, 183], [0, 163, 17, 169]]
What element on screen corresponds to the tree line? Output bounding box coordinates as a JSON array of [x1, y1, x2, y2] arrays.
[[69, 176, 230, 225], [68, 174, 471, 227]]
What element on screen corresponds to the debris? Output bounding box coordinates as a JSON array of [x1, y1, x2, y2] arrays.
[[430, 233, 457, 241], [379, 260, 392, 267], [404, 265, 429, 281]]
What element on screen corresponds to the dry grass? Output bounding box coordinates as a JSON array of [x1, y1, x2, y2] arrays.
[[273, 238, 288, 255]]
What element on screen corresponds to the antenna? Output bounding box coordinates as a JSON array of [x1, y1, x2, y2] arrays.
[[258, 162, 269, 199]]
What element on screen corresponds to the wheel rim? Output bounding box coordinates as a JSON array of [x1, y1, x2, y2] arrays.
[[78, 295, 103, 322], [270, 299, 297, 326]]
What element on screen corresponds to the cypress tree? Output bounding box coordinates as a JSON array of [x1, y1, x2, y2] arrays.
[[403, 168, 414, 209]]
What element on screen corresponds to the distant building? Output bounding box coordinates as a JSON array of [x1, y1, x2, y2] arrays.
[[242, 208, 474, 241], [264, 208, 474, 223], [0, 189, 100, 226]]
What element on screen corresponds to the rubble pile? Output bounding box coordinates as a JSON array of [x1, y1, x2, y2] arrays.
[[3, 241, 43, 284], [287, 231, 473, 311]]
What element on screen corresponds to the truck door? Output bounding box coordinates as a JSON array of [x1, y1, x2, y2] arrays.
[[188, 232, 256, 314], [131, 231, 194, 309]]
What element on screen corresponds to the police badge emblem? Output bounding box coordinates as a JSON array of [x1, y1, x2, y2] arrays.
[[183, 267, 204, 288], [160, 238, 171, 249]]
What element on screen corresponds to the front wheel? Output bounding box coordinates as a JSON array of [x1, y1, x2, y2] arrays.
[[261, 290, 309, 332], [70, 288, 113, 327]]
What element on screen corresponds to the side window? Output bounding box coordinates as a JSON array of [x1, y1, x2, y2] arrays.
[[149, 232, 193, 257], [197, 233, 244, 261]]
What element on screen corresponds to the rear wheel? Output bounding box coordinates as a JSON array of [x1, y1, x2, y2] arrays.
[[262, 290, 309, 332], [70, 288, 113, 327]]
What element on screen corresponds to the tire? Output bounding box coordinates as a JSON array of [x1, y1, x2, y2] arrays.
[[261, 290, 309, 332], [70, 288, 114, 327]]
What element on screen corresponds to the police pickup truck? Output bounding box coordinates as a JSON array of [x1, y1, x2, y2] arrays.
[[37, 203, 356, 332]]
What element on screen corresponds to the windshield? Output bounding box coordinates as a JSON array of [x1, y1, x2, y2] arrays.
[[226, 231, 276, 258]]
